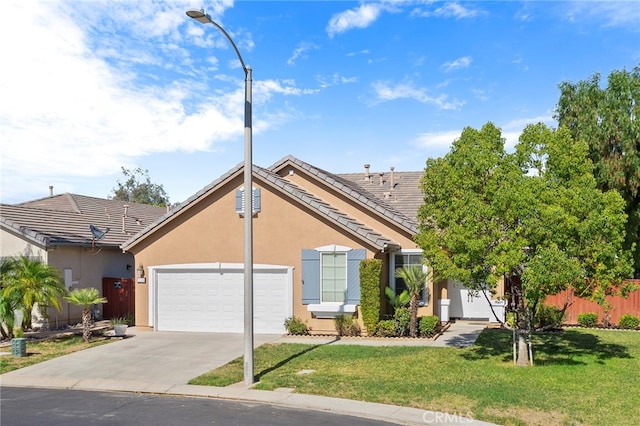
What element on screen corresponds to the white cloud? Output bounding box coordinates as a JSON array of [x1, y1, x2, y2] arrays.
[[0, 0, 301, 202], [561, 1, 640, 31], [326, 3, 385, 37], [441, 56, 472, 72], [413, 130, 462, 151], [372, 81, 464, 110], [412, 2, 482, 19], [316, 73, 358, 89], [287, 42, 318, 66]]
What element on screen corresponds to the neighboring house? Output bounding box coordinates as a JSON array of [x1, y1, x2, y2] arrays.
[[0, 193, 167, 327], [122, 156, 506, 335]]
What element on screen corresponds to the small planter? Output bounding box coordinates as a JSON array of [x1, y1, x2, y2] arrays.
[[113, 324, 128, 336], [11, 337, 27, 357]]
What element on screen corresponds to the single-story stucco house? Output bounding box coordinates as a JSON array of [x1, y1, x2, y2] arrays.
[[121, 156, 506, 335], [0, 193, 167, 327]]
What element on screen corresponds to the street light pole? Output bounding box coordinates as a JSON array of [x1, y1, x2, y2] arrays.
[[186, 9, 254, 385]]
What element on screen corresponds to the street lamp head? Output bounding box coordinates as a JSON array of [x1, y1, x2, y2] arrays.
[[186, 9, 213, 24]]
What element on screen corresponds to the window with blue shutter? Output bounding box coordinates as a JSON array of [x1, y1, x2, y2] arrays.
[[301, 247, 365, 305], [235, 188, 261, 216]]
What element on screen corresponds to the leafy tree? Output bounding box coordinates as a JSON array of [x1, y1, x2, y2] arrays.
[[110, 167, 170, 206], [556, 66, 640, 277], [64, 288, 108, 342], [395, 265, 428, 338], [1, 256, 67, 330], [416, 122, 634, 365]]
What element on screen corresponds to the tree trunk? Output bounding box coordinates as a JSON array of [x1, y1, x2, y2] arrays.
[[82, 309, 91, 343], [409, 295, 419, 338], [516, 329, 530, 366]]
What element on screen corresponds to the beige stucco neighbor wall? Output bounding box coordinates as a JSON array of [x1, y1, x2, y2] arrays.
[[128, 172, 421, 334], [1, 228, 135, 328], [0, 229, 47, 259]]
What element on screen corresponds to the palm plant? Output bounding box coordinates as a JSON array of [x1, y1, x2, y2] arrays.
[[64, 288, 107, 342], [395, 265, 428, 337], [1, 256, 67, 330], [0, 257, 19, 339]]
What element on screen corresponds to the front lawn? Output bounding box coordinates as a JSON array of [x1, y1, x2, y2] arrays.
[[189, 328, 640, 425], [0, 335, 112, 374]]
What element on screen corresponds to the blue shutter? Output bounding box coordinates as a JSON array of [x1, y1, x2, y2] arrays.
[[235, 189, 243, 213], [301, 249, 320, 304], [253, 188, 261, 213], [346, 249, 366, 305]]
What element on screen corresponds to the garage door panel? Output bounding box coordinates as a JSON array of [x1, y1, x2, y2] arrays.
[[156, 267, 290, 334]]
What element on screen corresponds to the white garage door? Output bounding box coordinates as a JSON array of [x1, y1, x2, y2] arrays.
[[448, 280, 493, 320], [152, 264, 292, 334]]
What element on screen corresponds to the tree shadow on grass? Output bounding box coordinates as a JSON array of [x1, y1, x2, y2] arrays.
[[460, 329, 632, 366], [255, 339, 338, 382]]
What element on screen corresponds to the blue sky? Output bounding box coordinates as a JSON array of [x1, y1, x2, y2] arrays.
[[1, 1, 638, 205]]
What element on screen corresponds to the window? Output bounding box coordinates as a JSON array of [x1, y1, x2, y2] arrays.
[[301, 246, 365, 317], [321, 252, 346, 303], [394, 252, 427, 304]]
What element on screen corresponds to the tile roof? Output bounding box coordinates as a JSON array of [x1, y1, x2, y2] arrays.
[[255, 167, 400, 250], [122, 162, 402, 251], [269, 156, 421, 233], [337, 170, 424, 224], [1, 194, 167, 248]]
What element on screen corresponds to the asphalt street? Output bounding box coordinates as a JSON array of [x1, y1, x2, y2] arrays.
[[1, 387, 398, 426]]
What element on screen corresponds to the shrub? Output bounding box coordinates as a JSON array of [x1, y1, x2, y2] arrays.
[[334, 314, 360, 336], [284, 316, 309, 335], [577, 312, 599, 328], [618, 314, 640, 330], [374, 319, 396, 337], [419, 315, 440, 337], [359, 259, 382, 335], [394, 307, 411, 337], [533, 304, 566, 329]]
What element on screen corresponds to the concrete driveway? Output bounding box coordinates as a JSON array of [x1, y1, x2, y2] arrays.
[[1, 328, 282, 390]]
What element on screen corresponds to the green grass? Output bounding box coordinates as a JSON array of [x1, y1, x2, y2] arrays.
[[0, 335, 112, 374], [189, 329, 640, 425]]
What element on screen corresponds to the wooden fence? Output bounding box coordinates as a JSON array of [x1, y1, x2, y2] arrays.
[[544, 280, 640, 325]]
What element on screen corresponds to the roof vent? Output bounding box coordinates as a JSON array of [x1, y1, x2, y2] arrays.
[[379, 172, 384, 186], [364, 164, 371, 182], [49, 186, 53, 197], [390, 166, 395, 190]]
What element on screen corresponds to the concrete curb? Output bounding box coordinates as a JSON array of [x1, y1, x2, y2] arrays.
[[0, 375, 496, 426]]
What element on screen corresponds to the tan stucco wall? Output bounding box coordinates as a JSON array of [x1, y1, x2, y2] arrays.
[[128, 173, 402, 333]]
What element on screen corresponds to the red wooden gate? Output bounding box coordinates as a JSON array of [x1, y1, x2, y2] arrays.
[[102, 277, 135, 320]]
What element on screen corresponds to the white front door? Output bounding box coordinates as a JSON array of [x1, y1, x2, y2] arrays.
[[447, 280, 492, 320]]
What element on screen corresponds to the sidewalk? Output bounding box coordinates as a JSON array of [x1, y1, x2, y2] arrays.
[[1, 321, 496, 426]]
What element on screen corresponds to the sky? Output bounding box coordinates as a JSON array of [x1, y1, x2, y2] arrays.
[[1, 1, 638, 205]]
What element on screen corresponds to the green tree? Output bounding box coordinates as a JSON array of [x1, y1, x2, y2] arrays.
[[64, 288, 108, 342], [1, 256, 67, 330], [395, 265, 428, 338], [556, 66, 640, 277], [416, 122, 634, 365], [110, 167, 170, 206]]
